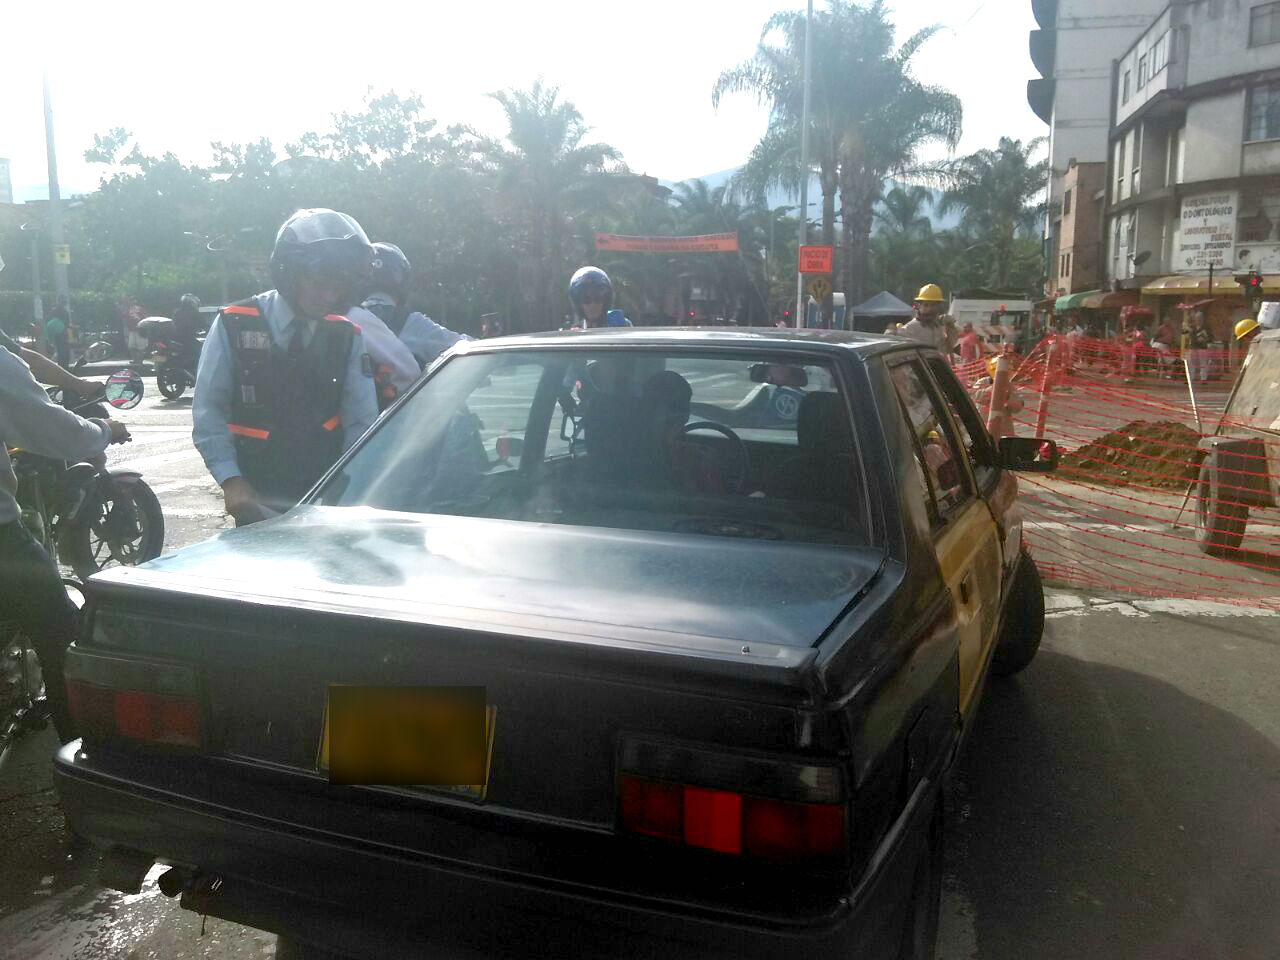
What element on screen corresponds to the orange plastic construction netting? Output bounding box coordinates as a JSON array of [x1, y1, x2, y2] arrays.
[[956, 334, 1280, 609]]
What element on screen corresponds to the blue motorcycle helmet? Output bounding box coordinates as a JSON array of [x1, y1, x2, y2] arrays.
[[271, 208, 372, 311], [368, 242, 412, 300], [569, 266, 614, 324]]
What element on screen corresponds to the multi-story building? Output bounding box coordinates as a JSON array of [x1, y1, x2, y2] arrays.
[[1053, 159, 1107, 293], [1102, 0, 1280, 340], [1029, 0, 1168, 296]]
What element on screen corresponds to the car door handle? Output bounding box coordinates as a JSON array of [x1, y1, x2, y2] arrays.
[[959, 571, 973, 605]]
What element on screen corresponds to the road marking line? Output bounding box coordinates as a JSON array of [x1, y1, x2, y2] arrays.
[[1028, 521, 1165, 533], [1046, 592, 1280, 619], [107, 449, 203, 470], [148, 478, 220, 494]]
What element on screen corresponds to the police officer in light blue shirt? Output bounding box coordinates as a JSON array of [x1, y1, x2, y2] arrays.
[[362, 242, 470, 370], [193, 209, 379, 525]]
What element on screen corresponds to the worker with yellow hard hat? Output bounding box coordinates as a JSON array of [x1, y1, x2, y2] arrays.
[[899, 283, 948, 351]]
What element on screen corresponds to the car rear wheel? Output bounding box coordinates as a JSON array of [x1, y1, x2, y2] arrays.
[[897, 802, 943, 960], [992, 550, 1044, 677]]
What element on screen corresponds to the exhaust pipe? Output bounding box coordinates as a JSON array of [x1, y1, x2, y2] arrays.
[[157, 866, 196, 898]]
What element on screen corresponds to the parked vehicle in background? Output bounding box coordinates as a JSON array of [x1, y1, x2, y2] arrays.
[[55, 328, 1055, 960], [1196, 322, 1280, 555]]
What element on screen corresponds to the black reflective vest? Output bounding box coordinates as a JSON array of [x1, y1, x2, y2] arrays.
[[222, 299, 354, 509]]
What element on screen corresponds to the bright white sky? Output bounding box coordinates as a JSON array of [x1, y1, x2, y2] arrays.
[[0, 0, 1042, 197]]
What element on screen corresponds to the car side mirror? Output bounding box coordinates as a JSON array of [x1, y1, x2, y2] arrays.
[[999, 436, 1058, 472], [495, 436, 524, 462]]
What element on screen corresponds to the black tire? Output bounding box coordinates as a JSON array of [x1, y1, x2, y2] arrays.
[[898, 802, 943, 960], [992, 550, 1044, 677], [1195, 464, 1247, 557], [156, 367, 187, 400], [62, 479, 165, 581]]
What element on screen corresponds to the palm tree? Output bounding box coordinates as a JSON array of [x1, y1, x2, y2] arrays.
[[478, 81, 624, 330], [875, 184, 934, 237], [713, 1, 961, 313], [671, 180, 770, 323], [831, 5, 962, 306], [938, 137, 1048, 291]]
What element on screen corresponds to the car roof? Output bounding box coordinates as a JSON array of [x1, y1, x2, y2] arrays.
[[463, 326, 916, 361]]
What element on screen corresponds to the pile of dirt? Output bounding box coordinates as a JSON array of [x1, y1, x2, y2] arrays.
[[1059, 420, 1204, 489]]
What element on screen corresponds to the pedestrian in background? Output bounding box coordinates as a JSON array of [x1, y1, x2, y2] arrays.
[[45, 296, 71, 367], [1188, 309, 1213, 383]]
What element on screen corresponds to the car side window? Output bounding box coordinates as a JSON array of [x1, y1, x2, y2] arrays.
[[889, 358, 973, 522], [924, 357, 999, 491]]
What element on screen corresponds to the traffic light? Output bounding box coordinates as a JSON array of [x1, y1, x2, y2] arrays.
[[1235, 270, 1265, 293]]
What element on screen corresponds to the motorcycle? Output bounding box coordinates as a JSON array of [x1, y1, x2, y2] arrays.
[[23, 367, 163, 580], [2, 369, 155, 755], [137, 316, 203, 400]]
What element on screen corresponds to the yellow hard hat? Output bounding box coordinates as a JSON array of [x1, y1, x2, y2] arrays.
[[1235, 315, 1260, 340], [915, 283, 945, 303], [986, 356, 1000, 379]]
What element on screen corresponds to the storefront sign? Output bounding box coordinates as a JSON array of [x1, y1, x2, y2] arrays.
[[1177, 191, 1237, 271], [594, 232, 739, 253]]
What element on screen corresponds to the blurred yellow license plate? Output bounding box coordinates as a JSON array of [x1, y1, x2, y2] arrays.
[[317, 686, 496, 799]]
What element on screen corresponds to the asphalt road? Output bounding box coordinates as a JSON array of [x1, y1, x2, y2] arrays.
[[2, 379, 1277, 959]]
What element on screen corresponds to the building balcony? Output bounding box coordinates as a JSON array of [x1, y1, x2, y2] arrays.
[[1031, 0, 1056, 31], [1028, 78, 1055, 124], [1030, 29, 1055, 78]]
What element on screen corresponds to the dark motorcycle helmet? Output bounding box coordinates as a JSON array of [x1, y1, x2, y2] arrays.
[[568, 266, 613, 322], [270, 208, 372, 311], [367, 242, 412, 300]]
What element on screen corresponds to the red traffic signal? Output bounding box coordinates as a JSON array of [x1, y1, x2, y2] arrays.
[[688, 311, 696, 318], [1235, 270, 1265, 291]]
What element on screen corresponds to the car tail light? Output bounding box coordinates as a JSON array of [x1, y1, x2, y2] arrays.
[[64, 646, 203, 749], [618, 738, 848, 863]]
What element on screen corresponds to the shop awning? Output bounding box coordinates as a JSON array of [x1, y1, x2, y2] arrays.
[[1054, 289, 1103, 311], [1142, 274, 1272, 296], [1080, 290, 1140, 310]]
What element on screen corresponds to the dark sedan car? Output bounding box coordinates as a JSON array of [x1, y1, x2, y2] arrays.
[[55, 328, 1053, 960]]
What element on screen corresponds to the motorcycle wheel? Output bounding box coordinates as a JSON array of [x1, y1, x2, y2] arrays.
[[62, 479, 165, 580], [156, 368, 187, 400], [0, 630, 48, 754]]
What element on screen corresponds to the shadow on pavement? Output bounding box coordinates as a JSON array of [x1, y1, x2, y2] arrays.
[[947, 650, 1280, 960]]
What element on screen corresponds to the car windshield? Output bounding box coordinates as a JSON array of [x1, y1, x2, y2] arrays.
[[319, 348, 869, 545]]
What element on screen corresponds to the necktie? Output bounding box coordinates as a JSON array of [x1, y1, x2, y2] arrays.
[[287, 320, 306, 357]]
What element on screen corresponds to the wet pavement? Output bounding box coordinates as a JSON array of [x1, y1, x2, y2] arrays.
[[0, 727, 274, 959]]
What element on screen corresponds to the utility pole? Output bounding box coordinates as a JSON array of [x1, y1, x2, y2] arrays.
[[794, 0, 813, 329], [20, 222, 44, 324], [42, 69, 70, 303]]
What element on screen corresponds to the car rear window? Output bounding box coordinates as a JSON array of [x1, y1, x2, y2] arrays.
[[319, 349, 871, 545]]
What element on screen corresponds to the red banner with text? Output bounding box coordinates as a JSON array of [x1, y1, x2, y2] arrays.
[[594, 232, 740, 253]]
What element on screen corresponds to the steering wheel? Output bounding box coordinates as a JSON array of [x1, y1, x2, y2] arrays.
[[680, 421, 749, 494]]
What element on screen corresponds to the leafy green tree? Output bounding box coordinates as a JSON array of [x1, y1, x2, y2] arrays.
[[670, 179, 770, 323]]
